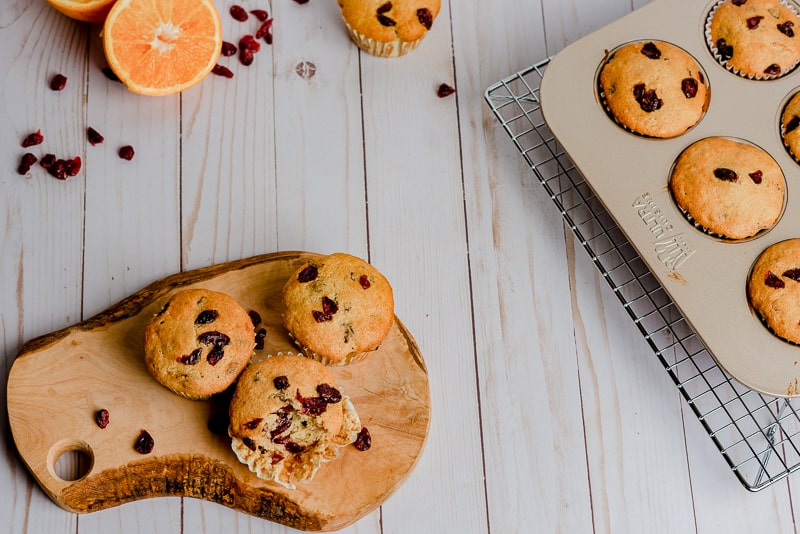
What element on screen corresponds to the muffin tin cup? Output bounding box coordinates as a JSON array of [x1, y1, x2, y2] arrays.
[[540, 0, 800, 397]]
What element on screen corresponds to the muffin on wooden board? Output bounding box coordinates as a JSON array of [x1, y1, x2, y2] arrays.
[[707, 0, 800, 79], [144, 288, 255, 400], [338, 0, 440, 57], [668, 137, 785, 240], [228, 354, 361, 489], [598, 40, 709, 138], [282, 253, 394, 365], [748, 239, 800, 345]]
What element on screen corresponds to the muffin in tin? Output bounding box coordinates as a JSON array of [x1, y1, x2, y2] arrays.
[[748, 238, 800, 345], [781, 90, 800, 161], [597, 40, 710, 138], [668, 137, 785, 240], [707, 0, 800, 79]]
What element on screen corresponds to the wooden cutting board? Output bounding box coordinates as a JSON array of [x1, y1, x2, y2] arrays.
[[7, 251, 430, 531]]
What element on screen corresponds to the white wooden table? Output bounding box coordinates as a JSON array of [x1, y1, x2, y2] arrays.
[[3, 0, 798, 532]]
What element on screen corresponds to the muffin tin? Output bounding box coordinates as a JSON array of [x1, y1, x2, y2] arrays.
[[540, 0, 800, 397]]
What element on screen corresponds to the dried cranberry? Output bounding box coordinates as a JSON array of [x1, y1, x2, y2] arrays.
[[765, 64, 782, 76], [681, 78, 698, 99], [195, 309, 218, 325], [778, 21, 795, 37], [212, 64, 234, 78], [417, 7, 433, 29], [293, 0, 309, 3], [274, 375, 290, 389], [134, 430, 154, 454], [359, 274, 371, 289], [65, 156, 81, 177], [207, 346, 224, 365], [48, 159, 68, 180], [716, 38, 733, 61], [177, 348, 202, 365], [229, 4, 248, 21], [747, 16, 764, 29], [244, 418, 263, 430], [240, 34, 261, 52], [786, 116, 800, 134], [50, 73, 67, 91], [250, 9, 269, 21], [641, 42, 661, 59], [285, 441, 305, 454], [95, 409, 110, 429], [254, 327, 266, 350], [632, 83, 662, 112], [354, 427, 371, 451], [119, 145, 135, 160], [377, 5, 396, 27], [242, 437, 257, 451], [239, 48, 254, 66], [765, 271, 786, 288], [322, 296, 337, 315], [296, 389, 328, 415], [298, 264, 318, 282], [17, 153, 37, 175], [221, 41, 237, 56], [256, 19, 273, 41], [21, 130, 43, 148], [198, 331, 230, 347], [270, 408, 292, 438], [377, 2, 392, 13], [749, 170, 763, 184], [784, 269, 800, 282], [437, 83, 456, 98], [39, 153, 56, 169], [714, 168, 738, 182], [317, 383, 342, 404], [732, 0, 747, 4], [87, 127, 104, 146], [270, 453, 284, 464]]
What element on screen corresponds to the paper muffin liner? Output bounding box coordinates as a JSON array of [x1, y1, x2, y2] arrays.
[[342, 19, 424, 58], [705, 0, 800, 80], [287, 330, 376, 366], [596, 40, 710, 139]]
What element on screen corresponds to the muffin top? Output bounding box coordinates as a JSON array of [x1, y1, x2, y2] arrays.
[[282, 253, 394, 365], [598, 40, 709, 138], [143, 288, 254, 399], [708, 0, 800, 78], [228, 354, 360, 488], [748, 238, 800, 345], [782, 91, 800, 160], [669, 137, 785, 240], [338, 0, 441, 43]]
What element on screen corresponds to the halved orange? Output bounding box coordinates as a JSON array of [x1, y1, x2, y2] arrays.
[[47, 0, 118, 23], [102, 0, 222, 96]]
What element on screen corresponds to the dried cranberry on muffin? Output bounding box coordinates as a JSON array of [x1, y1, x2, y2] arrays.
[[598, 40, 709, 138], [338, 0, 440, 57], [228, 354, 361, 489], [282, 253, 394, 365], [747, 238, 800, 344], [708, 0, 800, 79], [668, 137, 785, 240], [144, 288, 254, 400]]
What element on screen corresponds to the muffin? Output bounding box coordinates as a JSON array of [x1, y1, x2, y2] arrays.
[[708, 0, 800, 79], [781, 91, 800, 161], [748, 238, 800, 344], [338, 0, 440, 57], [228, 354, 361, 489], [144, 288, 255, 400], [282, 253, 394, 365], [598, 40, 710, 138], [669, 137, 785, 240]]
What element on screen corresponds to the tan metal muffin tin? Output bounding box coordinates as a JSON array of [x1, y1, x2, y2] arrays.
[[541, 0, 800, 397]]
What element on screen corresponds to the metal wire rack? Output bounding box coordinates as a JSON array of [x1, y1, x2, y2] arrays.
[[485, 59, 800, 492]]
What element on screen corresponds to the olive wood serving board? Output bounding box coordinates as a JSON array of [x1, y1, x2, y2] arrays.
[[7, 251, 430, 532]]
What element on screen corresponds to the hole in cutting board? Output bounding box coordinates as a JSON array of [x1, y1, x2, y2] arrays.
[[48, 439, 94, 482]]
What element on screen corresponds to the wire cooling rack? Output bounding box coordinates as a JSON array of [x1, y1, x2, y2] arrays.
[[485, 59, 800, 492]]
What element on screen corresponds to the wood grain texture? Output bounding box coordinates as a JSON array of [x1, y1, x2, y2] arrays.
[[8, 252, 430, 531]]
